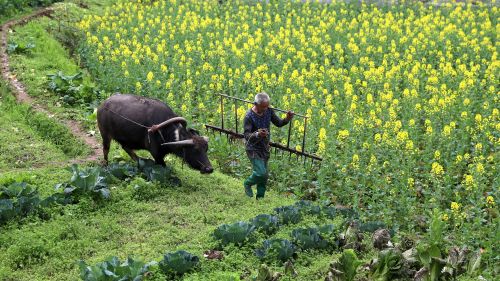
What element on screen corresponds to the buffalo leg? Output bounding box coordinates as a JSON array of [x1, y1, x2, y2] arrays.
[[152, 153, 166, 166], [153, 156, 166, 166], [101, 134, 111, 165], [149, 146, 166, 166], [121, 146, 139, 162]]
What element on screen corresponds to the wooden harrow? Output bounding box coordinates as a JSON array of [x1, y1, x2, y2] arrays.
[[205, 94, 323, 164]]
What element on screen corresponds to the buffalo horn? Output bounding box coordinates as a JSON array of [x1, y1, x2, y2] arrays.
[[161, 139, 195, 147], [149, 117, 188, 133]]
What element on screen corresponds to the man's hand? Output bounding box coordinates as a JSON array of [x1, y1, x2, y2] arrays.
[[286, 110, 295, 121], [257, 128, 269, 138]]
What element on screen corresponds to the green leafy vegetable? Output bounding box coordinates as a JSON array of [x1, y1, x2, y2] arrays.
[[78, 256, 156, 281], [328, 249, 363, 281], [159, 250, 199, 276], [291, 227, 329, 250], [255, 238, 296, 263], [56, 164, 110, 201], [274, 205, 302, 225], [137, 158, 180, 186], [413, 209, 449, 281], [294, 200, 321, 215], [359, 221, 387, 233], [318, 224, 337, 236], [322, 206, 338, 219], [0, 182, 42, 224], [104, 162, 139, 181], [416, 243, 445, 281], [7, 42, 35, 54], [251, 214, 279, 235], [369, 248, 404, 281], [213, 221, 255, 246], [47, 71, 84, 104]]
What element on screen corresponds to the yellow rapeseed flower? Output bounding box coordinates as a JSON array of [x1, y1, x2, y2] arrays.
[[147, 71, 154, 81], [431, 162, 444, 176], [434, 150, 441, 160], [318, 128, 327, 141], [486, 196, 495, 206], [337, 130, 349, 142]]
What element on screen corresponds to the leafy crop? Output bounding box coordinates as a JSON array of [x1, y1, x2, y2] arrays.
[[7, 42, 35, 54], [255, 238, 296, 263], [322, 206, 358, 220], [159, 250, 199, 276], [78, 256, 155, 281], [56, 164, 111, 201], [291, 227, 329, 250], [137, 158, 180, 186], [213, 221, 255, 246], [274, 205, 302, 225], [369, 248, 405, 281], [328, 249, 363, 281], [294, 200, 321, 215], [0, 182, 57, 224], [359, 221, 388, 233], [104, 162, 139, 181], [47, 71, 84, 104], [251, 214, 279, 235]]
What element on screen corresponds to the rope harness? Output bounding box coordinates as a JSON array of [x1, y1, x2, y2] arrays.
[[102, 105, 169, 144], [102, 105, 190, 168]]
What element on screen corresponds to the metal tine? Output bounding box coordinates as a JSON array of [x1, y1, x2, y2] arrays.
[[220, 95, 224, 130], [206, 94, 323, 163], [234, 98, 238, 134], [287, 119, 292, 148], [302, 118, 307, 154], [206, 125, 322, 161]]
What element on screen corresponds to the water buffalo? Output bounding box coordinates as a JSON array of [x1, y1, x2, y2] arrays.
[[97, 93, 214, 174]]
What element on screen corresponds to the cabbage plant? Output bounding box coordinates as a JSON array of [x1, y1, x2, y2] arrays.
[[213, 221, 256, 246]]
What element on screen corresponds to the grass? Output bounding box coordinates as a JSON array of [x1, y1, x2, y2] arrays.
[[0, 83, 67, 170], [0, 82, 89, 171], [7, 18, 94, 122], [0, 157, 308, 280]]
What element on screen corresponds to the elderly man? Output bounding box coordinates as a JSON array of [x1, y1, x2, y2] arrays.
[[243, 92, 294, 199]]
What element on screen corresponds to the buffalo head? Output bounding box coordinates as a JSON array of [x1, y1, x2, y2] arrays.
[[160, 126, 214, 174]]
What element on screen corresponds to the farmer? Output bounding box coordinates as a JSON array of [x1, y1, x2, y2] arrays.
[[243, 92, 294, 199]]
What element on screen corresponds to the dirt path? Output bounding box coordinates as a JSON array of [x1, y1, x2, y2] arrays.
[[0, 7, 102, 166]]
